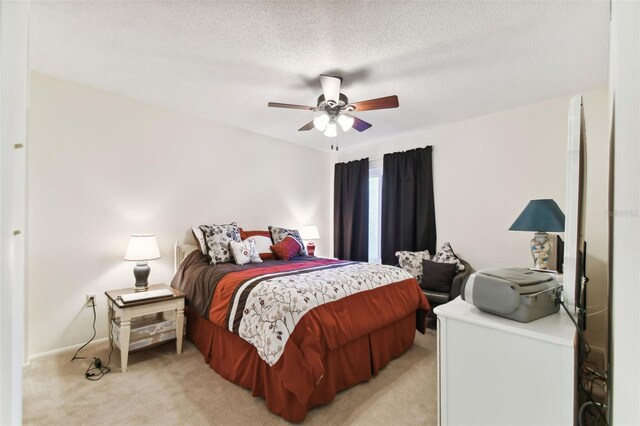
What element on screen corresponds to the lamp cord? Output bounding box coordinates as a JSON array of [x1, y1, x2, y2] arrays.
[[71, 299, 113, 381], [71, 300, 97, 361]]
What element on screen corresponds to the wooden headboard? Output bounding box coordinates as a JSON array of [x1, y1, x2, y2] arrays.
[[174, 241, 198, 272]]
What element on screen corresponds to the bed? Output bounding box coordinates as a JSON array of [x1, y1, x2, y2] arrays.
[[171, 243, 430, 423]]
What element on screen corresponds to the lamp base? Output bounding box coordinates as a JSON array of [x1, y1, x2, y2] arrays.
[[530, 232, 552, 269], [133, 261, 150, 291], [306, 242, 316, 256]]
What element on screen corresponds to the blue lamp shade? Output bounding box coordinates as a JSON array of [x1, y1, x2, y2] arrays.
[[509, 199, 566, 232]]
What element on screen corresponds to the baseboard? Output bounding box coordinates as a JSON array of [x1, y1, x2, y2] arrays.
[[28, 337, 109, 363]]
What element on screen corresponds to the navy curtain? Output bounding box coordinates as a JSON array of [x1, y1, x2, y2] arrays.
[[334, 158, 369, 261], [381, 146, 436, 265]]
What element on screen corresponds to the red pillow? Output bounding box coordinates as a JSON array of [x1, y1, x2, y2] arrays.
[[239, 228, 271, 241], [271, 236, 302, 261]]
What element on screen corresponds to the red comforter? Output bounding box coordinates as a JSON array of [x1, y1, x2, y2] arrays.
[[172, 252, 429, 422]]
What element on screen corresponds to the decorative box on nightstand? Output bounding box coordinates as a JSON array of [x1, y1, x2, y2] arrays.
[[105, 284, 185, 372]]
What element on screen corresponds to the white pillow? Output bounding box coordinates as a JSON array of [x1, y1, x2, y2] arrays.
[[251, 235, 273, 256], [230, 238, 263, 265], [192, 226, 208, 255]]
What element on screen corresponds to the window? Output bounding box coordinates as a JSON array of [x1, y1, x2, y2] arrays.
[[368, 167, 383, 263]]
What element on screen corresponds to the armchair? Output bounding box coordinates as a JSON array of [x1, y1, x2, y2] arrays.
[[422, 258, 473, 322]]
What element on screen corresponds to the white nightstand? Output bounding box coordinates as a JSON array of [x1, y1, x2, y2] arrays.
[[105, 284, 185, 372]]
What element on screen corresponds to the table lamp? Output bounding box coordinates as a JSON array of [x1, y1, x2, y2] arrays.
[[299, 225, 320, 256], [124, 234, 161, 291], [509, 199, 565, 269]]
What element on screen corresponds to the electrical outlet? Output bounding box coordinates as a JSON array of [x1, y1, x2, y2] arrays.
[[86, 293, 96, 308]]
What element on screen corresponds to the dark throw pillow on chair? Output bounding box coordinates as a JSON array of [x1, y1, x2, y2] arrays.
[[421, 259, 457, 293]]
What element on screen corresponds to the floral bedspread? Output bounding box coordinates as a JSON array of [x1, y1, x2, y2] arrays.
[[228, 262, 414, 366]]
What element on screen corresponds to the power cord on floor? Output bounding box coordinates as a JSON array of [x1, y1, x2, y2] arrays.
[[84, 352, 111, 381], [70, 297, 114, 381]]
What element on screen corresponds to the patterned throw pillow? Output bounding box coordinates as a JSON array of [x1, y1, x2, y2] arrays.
[[268, 226, 307, 256], [395, 250, 431, 283], [199, 222, 242, 264], [230, 238, 263, 265], [271, 236, 303, 261], [433, 242, 465, 271], [240, 229, 275, 260], [248, 235, 274, 260]]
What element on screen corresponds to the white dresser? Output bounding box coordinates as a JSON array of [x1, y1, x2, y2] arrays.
[[434, 297, 576, 425]]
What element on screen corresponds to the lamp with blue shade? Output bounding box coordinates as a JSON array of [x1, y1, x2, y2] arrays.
[[509, 199, 565, 269]]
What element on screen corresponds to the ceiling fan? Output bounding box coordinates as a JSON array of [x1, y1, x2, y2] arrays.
[[267, 74, 399, 142]]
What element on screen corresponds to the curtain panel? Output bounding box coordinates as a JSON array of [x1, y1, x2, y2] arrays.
[[381, 146, 436, 265], [333, 158, 369, 261]]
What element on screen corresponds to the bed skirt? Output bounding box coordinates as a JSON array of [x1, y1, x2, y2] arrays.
[[187, 309, 418, 422]]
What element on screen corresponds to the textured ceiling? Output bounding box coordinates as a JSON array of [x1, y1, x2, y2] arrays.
[[30, 1, 610, 151]]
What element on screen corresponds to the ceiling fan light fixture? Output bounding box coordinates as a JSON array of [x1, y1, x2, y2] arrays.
[[313, 114, 330, 131], [324, 119, 337, 137], [268, 74, 398, 143], [337, 114, 354, 132]]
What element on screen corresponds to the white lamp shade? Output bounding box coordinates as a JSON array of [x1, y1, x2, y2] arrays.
[[313, 114, 330, 131], [124, 234, 161, 261], [324, 120, 337, 137], [299, 225, 320, 240], [337, 114, 354, 132]]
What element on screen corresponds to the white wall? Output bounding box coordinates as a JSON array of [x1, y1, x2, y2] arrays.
[[337, 88, 610, 351], [0, 1, 29, 424], [609, 1, 640, 423], [27, 72, 332, 356]]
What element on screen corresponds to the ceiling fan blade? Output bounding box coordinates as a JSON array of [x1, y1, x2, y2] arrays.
[[298, 120, 315, 131], [320, 74, 342, 103], [351, 95, 399, 111], [268, 102, 316, 111], [347, 114, 373, 132]]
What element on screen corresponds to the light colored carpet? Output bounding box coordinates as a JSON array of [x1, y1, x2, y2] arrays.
[[23, 330, 437, 425]]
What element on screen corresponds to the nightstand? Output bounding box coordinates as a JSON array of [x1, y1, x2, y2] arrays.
[[105, 284, 185, 372]]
